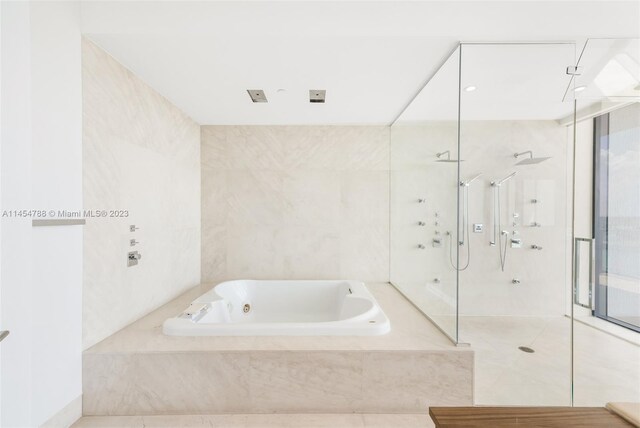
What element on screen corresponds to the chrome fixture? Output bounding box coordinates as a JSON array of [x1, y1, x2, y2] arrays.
[[491, 172, 517, 271], [436, 150, 464, 163], [460, 173, 482, 187], [181, 303, 210, 322], [531, 244, 543, 250], [432, 238, 442, 248], [433, 278, 441, 284], [514, 150, 551, 165], [309, 90, 326, 103], [418, 244, 426, 249], [530, 222, 542, 227], [130, 239, 139, 247], [491, 172, 517, 187], [565, 65, 582, 76], [127, 251, 142, 267], [447, 173, 482, 271], [0, 330, 9, 343], [247, 89, 267, 103], [418, 198, 426, 203], [512, 279, 521, 284], [129, 225, 139, 232], [418, 221, 426, 226]]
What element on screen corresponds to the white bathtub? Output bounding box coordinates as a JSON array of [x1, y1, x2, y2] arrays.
[[162, 280, 390, 336]]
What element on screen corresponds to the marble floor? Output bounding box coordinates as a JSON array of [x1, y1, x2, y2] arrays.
[[460, 315, 640, 407], [71, 413, 435, 428]]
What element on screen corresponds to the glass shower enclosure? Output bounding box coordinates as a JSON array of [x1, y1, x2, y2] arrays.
[[390, 40, 640, 406]]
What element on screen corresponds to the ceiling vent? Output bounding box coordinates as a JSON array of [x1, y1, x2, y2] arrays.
[[247, 89, 267, 103], [309, 90, 326, 103]]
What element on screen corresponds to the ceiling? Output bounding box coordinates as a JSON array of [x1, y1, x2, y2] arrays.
[[80, 1, 640, 125], [397, 39, 640, 123], [399, 43, 578, 122]]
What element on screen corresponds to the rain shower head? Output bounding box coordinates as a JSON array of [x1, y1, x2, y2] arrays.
[[514, 151, 551, 165], [436, 150, 464, 163]]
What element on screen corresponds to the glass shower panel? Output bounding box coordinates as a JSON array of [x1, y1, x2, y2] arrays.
[[390, 47, 461, 342], [572, 38, 640, 406], [457, 43, 575, 406]]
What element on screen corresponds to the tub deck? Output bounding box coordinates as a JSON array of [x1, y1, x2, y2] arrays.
[[84, 282, 474, 415]]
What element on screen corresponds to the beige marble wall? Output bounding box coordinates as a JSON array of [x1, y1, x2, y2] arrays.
[[82, 39, 201, 349], [201, 126, 390, 283]]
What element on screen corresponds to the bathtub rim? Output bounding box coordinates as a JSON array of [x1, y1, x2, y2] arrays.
[[162, 279, 391, 336]]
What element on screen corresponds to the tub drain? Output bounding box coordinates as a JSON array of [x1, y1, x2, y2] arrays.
[[518, 346, 535, 353], [243, 303, 251, 313]]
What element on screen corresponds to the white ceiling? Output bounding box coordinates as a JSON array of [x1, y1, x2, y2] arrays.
[[399, 43, 578, 122], [397, 39, 640, 123], [80, 1, 640, 125]]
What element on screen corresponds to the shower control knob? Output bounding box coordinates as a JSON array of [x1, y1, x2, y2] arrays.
[[531, 245, 543, 250], [417, 244, 426, 249], [531, 199, 538, 203], [512, 279, 521, 284], [418, 221, 426, 226], [418, 198, 426, 203]]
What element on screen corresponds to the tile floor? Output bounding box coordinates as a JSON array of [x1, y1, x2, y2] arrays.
[[71, 413, 435, 428], [460, 315, 640, 406]]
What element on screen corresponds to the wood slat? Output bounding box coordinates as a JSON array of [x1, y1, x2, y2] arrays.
[[429, 406, 634, 427]]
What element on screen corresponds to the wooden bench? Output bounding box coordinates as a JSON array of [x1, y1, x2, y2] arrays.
[[429, 406, 634, 427]]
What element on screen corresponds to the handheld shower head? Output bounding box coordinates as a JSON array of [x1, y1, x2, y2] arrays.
[[461, 173, 482, 187], [514, 151, 551, 165], [491, 172, 517, 187], [436, 150, 464, 163]]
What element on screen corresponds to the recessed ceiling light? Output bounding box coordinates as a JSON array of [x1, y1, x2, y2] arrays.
[[247, 89, 267, 103], [574, 85, 587, 92], [309, 89, 326, 103], [464, 86, 477, 92]]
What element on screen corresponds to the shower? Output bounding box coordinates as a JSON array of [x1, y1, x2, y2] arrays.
[[436, 150, 464, 163], [448, 173, 482, 271], [491, 172, 517, 271], [514, 150, 551, 165]]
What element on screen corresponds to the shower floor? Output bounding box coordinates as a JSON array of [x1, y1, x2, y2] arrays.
[[460, 315, 640, 407]]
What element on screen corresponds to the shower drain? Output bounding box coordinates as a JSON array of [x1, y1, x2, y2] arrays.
[[518, 346, 535, 353]]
